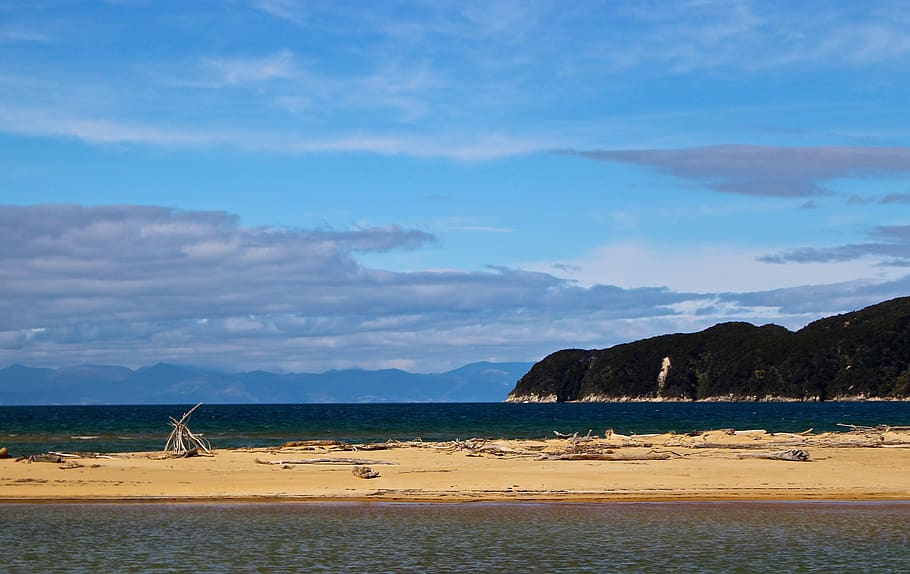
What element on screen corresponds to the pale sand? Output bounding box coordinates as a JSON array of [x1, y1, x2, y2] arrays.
[[2, 429, 909, 503]]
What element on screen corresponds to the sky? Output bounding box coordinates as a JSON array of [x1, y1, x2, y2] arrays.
[[2, 0, 910, 373]]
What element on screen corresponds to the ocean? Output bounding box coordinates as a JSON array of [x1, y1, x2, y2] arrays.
[[3, 402, 909, 572], [2, 401, 909, 455]]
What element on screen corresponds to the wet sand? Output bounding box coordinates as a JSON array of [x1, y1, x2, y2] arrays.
[[2, 428, 909, 503]]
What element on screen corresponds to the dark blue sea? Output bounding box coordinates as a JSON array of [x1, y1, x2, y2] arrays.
[[2, 401, 909, 455]]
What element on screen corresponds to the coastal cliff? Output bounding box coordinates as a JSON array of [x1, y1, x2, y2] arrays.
[[508, 296, 910, 402]]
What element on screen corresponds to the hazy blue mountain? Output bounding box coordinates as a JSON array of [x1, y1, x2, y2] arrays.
[[0, 361, 533, 405]]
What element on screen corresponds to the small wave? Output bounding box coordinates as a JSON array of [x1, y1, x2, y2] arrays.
[[70, 435, 100, 440]]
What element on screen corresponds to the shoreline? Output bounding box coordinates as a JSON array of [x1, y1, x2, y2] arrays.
[[4, 495, 910, 505], [3, 428, 910, 504], [506, 394, 910, 403]]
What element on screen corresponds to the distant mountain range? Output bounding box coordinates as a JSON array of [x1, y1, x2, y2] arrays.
[[509, 296, 910, 402], [0, 362, 533, 405]]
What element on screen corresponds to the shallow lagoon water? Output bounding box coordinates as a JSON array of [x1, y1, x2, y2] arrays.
[[1, 501, 909, 573]]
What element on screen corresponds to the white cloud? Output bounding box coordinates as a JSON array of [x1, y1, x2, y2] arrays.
[[248, 0, 306, 24], [0, 26, 50, 44], [2, 205, 907, 371], [0, 101, 548, 160], [203, 50, 297, 86], [532, 241, 909, 293]]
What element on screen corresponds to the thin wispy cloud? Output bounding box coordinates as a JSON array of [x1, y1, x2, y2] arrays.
[[448, 226, 516, 234], [563, 145, 910, 197], [0, 103, 217, 146], [759, 225, 910, 265], [882, 193, 910, 204], [248, 0, 307, 25], [203, 50, 297, 86], [0, 101, 547, 159], [0, 26, 50, 44]]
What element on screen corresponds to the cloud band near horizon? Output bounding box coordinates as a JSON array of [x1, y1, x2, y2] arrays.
[[1, 204, 908, 372]]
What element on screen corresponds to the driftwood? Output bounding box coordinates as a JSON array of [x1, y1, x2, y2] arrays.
[[279, 440, 399, 452], [282, 440, 349, 449], [693, 442, 807, 450], [352, 465, 381, 479], [25, 453, 65, 463], [555, 430, 595, 443], [17, 451, 116, 463], [255, 457, 399, 466], [352, 443, 393, 451], [556, 430, 596, 454], [737, 449, 811, 462], [164, 403, 212, 457], [836, 424, 910, 440], [449, 439, 539, 457], [837, 423, 892, 432], [50, 451, 115, 459], [537, 452, 672, 461]]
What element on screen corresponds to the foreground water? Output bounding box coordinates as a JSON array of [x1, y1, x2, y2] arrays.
[[1, 501, 908, 573], [2, 402, 909, 454]]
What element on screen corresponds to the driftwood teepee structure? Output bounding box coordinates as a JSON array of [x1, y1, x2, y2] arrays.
[[164, 402, 212, 457]]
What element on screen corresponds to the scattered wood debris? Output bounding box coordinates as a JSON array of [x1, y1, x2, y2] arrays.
[[279, 439, 407, 452], [404, 425, 910, 463]]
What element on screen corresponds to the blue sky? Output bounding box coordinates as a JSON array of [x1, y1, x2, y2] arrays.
[[2, 0, 910, 373]]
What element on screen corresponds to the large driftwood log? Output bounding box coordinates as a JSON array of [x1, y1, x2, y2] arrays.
[[282, 440, 349, 449], [48, 451, 115, 459], [26, 453, 64, 463], [255, 457, 399, 466], [536, 452, 672, 461], [352, 443, 393, 451], [17, 451, 116, 463], [737, 449, 811, 462], [694, 442, 803, 450]]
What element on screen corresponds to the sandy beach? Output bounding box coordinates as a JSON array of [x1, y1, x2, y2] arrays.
[[2, 427, 909, 503]]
